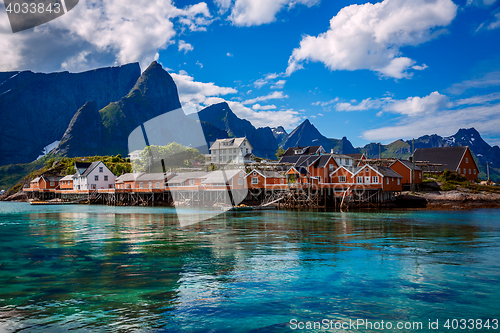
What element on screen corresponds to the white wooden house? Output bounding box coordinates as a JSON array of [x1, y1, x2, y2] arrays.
[[72, 161, 116, 190], [206, 137, 253, 165]]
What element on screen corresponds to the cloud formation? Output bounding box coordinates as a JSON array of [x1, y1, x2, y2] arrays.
[[0, 0, 212, 72], [242, 91, 288, 104], [178, 40, 194, 53], [351, 91, 500, 142], [227, 0, 319, 27], [286, 0, 457, 78], [171, 72, 237, 111]]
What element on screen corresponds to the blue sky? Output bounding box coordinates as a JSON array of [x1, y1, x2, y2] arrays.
[[1, 0, 500, 147]]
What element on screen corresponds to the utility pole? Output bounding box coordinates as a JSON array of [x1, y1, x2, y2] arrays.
[[411, 138, 415, 192], [487, 162, 490, 184]]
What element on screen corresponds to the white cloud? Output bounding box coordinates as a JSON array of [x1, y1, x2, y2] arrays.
[[488, 13, 500, 30], [171, 72, 237, 111], [334, 92, 450, 116], [312, 98, 338, 107], [0, 0, 212, 72], [243, 91, 288, 104], [383, 92, 450, 116], [205, 97, 301, 129], [252, 104, 277, 110], [228, 0, 319, 27], [214, 0, 233, 14], [455, 92, 500, 106], [253, 73, 282, 88], [446, 71, 500, 95], [178, 40, 194, 53], [286, 0, 457, 78], [227, 52, 234, 57], [412, 64, 429, 71], [271, 80, 286, 89], [363, 102, 500, 142], [196, 61, 203, 68]]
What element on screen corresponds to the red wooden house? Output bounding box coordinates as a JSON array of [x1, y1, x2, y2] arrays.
[[414, 146, 479, 182], [389, 159, 423, 185]]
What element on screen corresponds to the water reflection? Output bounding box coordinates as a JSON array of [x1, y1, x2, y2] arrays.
[[0, 204, 499, 331]]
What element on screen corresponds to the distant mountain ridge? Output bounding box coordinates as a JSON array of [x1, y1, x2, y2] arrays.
[[0, 63, 141, 166], [193, 102, 278, 159]]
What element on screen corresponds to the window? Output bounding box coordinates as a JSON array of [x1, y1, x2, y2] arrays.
[[365, 167, 369, 173], [50, 182, 54, 186], [252, 177, 258, 184], [280, 179, 284, 184], [386, 178, 389, 185], [339, 176, 346, 183], [458, 168, 461, 173], [139, 182, 143, 189], [318, 176, 322, 183], [246, 148, 249, 153], [466, 158, 468, 163], [104, 176, 108, 181], [99, 167, 103, 173], [397, 179, 400, 185], [189, 179, 195, 186], [473, 169, 476, 174], [253, 171, 257, 176], [469, 169, 471, 174], [419, 173, 422, 178], [357, 176, 363, 183], [240, 172, 245, 177], [238, 178, 243, 185], [94, 175, 99, 181], [372, 176, 379, 183], [329, 164, 334, 171], [156, 182, 160, 188]]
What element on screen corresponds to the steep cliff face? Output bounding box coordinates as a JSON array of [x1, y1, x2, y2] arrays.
[[98, 61, 183, 156], [0, 63, 141, 166], [195, 102, 279, 159], [53, 101, 103, 157]]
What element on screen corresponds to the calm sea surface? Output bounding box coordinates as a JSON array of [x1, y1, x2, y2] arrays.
[[0, 202, 499, 332]]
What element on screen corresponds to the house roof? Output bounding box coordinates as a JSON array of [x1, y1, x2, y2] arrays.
[[201, 170, 241, 184], [313, 155, 333, 168], [278, 155, 301, 164], [414, 146, 469, 172], [43, 176, 63, 182], [75, 162, 92, 170], [209, 137, 252, 150], [282, 145, 324, 157], [246, 169, 285, 178], [31, 177, 41, 183], [136, 172, 175, 182], [168, 171, 209, 184], [392, 159, 423, 171], [376, 166, 404, 178], [116, 172, 145, 183], [79, 161, 102, 177], [353, 164, 403, 178], [345, 153, 364, 159], [60, 175, 74, 181], [331, 166, 360, 175]]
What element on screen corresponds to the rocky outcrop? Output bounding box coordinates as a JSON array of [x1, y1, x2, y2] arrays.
[[0, 63, 141, 166]]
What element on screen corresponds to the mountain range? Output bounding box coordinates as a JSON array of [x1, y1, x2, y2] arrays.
[[0, 61, 498, 182]]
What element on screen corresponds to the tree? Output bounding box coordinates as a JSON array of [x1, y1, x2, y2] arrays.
[[275, 147, 286, 160]]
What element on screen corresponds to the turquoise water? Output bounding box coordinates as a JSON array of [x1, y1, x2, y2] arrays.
[[0, 202, 499, 332]]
